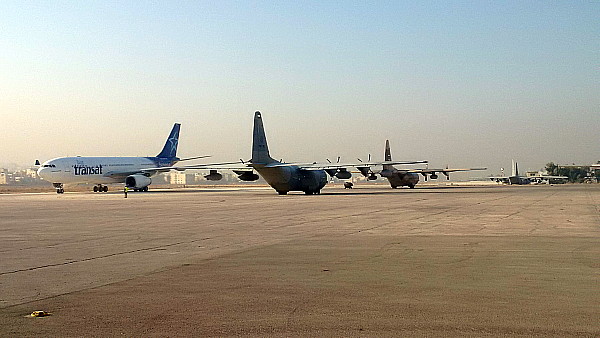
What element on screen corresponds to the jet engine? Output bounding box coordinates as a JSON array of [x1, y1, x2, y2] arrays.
[[125, 175, 152, 189], [204, 170, 223, 181], [235, 171, 260, 181]]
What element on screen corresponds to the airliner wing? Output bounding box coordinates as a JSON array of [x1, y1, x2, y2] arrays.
[[103, 171, 142, 180], [141, 161, 245, 173], [102, 161, 245, 179]]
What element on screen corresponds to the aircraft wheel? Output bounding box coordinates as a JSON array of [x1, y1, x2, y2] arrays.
[[93, 186, 98, 192], [143, 186, 148, 192], [58, 188, 64, 194], [103, 186, 108, 192], [304, 191, 313, 195], [277, 190, 288, 195], [408, 184, 415, 189], [391, 185, 398, 189]]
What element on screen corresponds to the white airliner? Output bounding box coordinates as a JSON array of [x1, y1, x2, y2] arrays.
[[37, 124, 229, 193]]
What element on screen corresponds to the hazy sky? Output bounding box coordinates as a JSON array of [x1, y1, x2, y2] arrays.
[[1, 1, 598, 175]]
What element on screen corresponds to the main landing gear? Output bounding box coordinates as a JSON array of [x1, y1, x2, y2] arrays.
[[132, 186, 149, 192], [53, 183, 64, 194], [93, 184, 109, 193]]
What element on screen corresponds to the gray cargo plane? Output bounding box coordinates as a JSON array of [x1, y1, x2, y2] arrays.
[[489, 160, 567, 185], [246, 111, 426, 195], [249, 111, 326, 195], [379, 140, 487, 188]]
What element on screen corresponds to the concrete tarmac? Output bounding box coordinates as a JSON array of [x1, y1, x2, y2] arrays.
[[0, 184, 598, 336]]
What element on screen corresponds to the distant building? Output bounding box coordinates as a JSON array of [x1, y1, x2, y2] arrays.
[[0, 169, 7, 185], [24, 168, 38, 178], [526, 171, 544, 177], [169, 171, 196, 185]]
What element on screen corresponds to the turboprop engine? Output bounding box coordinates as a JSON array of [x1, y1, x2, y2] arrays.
[[335, 168, 352, 179], [125, 174, 152, 189], [235, 170, 260, 181], [325, 168, 352, 179], [204, 170, 223, 181]]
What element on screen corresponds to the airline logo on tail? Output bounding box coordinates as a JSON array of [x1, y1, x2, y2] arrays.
[[157, 123, 181, 159], [165, 136, 178, 156]]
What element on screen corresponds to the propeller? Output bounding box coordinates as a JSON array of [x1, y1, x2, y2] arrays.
[[357, 154, 371, 163], [326, 156, 341, 164], [326, 157, 343, 178]]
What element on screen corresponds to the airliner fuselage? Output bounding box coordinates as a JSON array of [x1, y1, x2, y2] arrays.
[[37, 156, 175, 185], [37, 123, 182, 193]]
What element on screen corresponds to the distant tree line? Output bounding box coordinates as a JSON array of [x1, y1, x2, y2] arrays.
[[545, 162, 599, 183]]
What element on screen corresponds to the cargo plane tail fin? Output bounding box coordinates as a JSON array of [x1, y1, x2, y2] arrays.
[[251, 111, 276, 164]]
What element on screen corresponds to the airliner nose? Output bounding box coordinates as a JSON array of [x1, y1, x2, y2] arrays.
[[37, 166, 46, 179]]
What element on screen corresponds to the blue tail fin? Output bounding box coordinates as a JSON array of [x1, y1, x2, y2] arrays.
[[157, 123, 181, 158]]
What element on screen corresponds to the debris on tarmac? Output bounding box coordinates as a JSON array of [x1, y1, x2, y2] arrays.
[[29, 311, 51, 317]]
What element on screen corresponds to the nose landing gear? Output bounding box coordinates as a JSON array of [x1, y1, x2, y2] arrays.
[[53, 183, 65, 194]]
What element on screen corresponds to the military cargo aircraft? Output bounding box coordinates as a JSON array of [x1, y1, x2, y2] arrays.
[[489, 160, 567, 185], [226, 111, 427, 195], [378, 140, 487, 188]]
